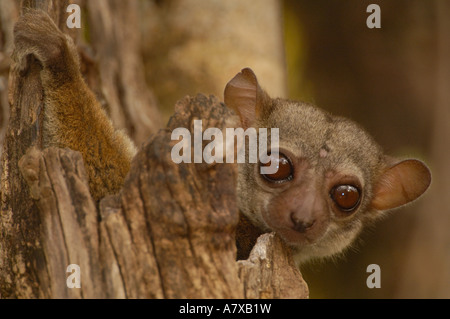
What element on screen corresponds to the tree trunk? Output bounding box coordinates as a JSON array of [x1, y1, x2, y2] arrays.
[[140, 0, 288, 120], [10, 94, 309, 299], [0, 0, 70, 299], [0, 0, 308, 299]]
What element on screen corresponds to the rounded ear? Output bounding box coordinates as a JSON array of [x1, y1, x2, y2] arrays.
[[371, 159, 431, 210], [224, 68, 269, 129]]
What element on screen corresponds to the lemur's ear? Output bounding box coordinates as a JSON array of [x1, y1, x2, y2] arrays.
[[371, 159, 431, 210], [224, 68, 270, 129]]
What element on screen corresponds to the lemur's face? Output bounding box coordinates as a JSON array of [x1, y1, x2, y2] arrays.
[[226, 68, 431, 264]]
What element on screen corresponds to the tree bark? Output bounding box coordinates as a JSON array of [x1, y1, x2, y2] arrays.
[[0, 1, 308, 298], [238, 233, 309, 299], [0, 0, 162, 297], [12, 94, 308, 299], [0, 0, 69, 299]]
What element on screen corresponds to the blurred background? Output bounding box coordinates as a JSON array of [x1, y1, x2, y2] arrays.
[[282, 0, 449, 299], [0, 0, 448, 298]]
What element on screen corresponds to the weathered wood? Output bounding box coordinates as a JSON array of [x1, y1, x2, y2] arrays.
[[1, 0, 308, 299], [19, 146, 105, 298], [14, 94, 309, 299], [238, 233, 309, 299], [0, 0, 71, 299]]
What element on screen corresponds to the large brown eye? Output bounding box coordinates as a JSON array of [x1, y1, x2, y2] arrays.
[[260, 153, 293, 183], [330, 185, 361, 212]]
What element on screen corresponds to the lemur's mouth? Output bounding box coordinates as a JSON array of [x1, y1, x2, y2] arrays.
[[275, 227, 322, 246]]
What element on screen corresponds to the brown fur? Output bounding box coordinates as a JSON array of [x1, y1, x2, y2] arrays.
[[14, 10, 136, 201], [225, 68, 431, 264]]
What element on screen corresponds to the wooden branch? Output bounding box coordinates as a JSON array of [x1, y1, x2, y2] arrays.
[[14, 94, 308, 299], [238, 233, 309, 299], [19, 146, 105, 298]]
